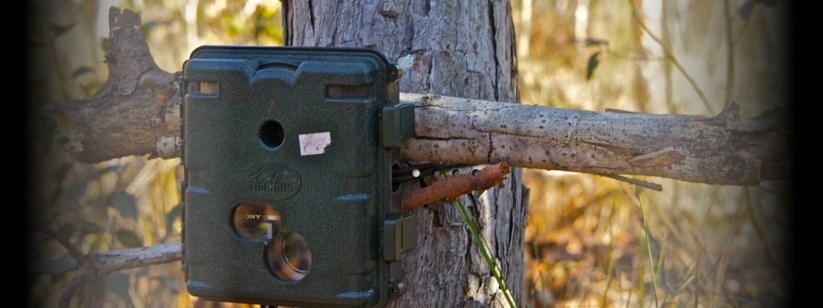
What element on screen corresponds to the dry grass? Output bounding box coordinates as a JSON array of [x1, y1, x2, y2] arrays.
[[521, 171, 789, 307], [514, 1, 790, 306]]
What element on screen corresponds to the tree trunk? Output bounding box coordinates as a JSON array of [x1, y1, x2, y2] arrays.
[[284, 1, 527, 306], [31, 5, 790, 307]]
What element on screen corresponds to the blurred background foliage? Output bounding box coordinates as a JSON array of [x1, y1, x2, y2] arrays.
[[27, 0, 790, 307]]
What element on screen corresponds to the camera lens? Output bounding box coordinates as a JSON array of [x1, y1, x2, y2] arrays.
[[266, 231, 312, 282], [232, 203, 280, 240]]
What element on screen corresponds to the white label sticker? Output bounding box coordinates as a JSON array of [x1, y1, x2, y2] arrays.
[[298, 132, 331, 156]]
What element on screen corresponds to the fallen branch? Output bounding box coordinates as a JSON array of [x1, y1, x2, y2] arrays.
[[31, 243, 182, 307], [30, 243, 182, 275], [401, 161, 511, 211], [45, 8, 788, 185]]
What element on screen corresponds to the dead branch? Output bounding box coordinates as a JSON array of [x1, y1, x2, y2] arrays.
[[401, 161, 511, 211], [595, 173, 663, 191], [45, 8, 788, 186], [402, 94, 788, 185], [31, 243, 182, 307], [31, 243, 182, 276], [43, 7, 180, 163]]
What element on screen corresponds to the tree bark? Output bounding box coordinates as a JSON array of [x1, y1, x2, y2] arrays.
[[285, 1, 527, 306], [43, 8, 181, 163], [401, 93, 787, 185], [30, 243, 182, 276], [38, 5, 790, 307]]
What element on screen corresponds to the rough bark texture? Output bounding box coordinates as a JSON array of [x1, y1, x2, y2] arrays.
[[285, 1, 527, 306], [47, 243, 182, 308], [43, 8, 181, 163], [401, 93, 788, 185]]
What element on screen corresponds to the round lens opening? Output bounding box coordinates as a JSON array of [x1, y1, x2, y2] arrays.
[[266, 231, 312, 282], [260, 121, 285, 149], [232, 203, 281, 240]]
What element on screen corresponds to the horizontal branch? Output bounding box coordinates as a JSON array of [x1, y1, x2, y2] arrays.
[[33, 244, 180, 307], [45, 8, 788, 185], [34, 242, 181, 307], [400, 93, 787, 185], [30, 243, 182, 275]]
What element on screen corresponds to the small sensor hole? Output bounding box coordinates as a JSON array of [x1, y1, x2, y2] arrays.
[[260, 121, 285, 149]]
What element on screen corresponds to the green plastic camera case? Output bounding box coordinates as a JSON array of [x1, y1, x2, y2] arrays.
[[181, 46, 413, 307]]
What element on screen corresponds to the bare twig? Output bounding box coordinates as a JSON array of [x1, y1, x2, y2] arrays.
[[404, 94, 788, 185], [33, 243, 182, 306], [596, 173, 663, 191], [31, 258, 79, 275], [401, 162, 511, 211], [31, 243, 182, 275], [36, 227, 87, 263], [628, 0, 714, 114], [59, 275, 84, 308], [723, 0, 735, 106]]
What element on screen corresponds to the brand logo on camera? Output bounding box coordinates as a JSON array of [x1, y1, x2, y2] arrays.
[[247, 162, 302, 200]]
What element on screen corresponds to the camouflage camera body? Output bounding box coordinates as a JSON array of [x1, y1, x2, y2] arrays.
[[181, 46, 414, 307]]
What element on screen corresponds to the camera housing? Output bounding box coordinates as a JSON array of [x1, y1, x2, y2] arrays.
[[181, 46, 415, 306]]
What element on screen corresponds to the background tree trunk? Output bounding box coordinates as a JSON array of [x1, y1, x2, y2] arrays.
[[284, 1, 527, 305]]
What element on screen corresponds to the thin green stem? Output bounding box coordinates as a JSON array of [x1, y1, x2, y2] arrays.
[[457, 199, 517, 308], [635, 189, 660, 307], [439, 171, 517, 308], [600, 201, 618, 308]]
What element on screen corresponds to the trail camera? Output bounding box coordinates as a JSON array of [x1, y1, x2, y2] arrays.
[[181, 46, 416, 306]]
